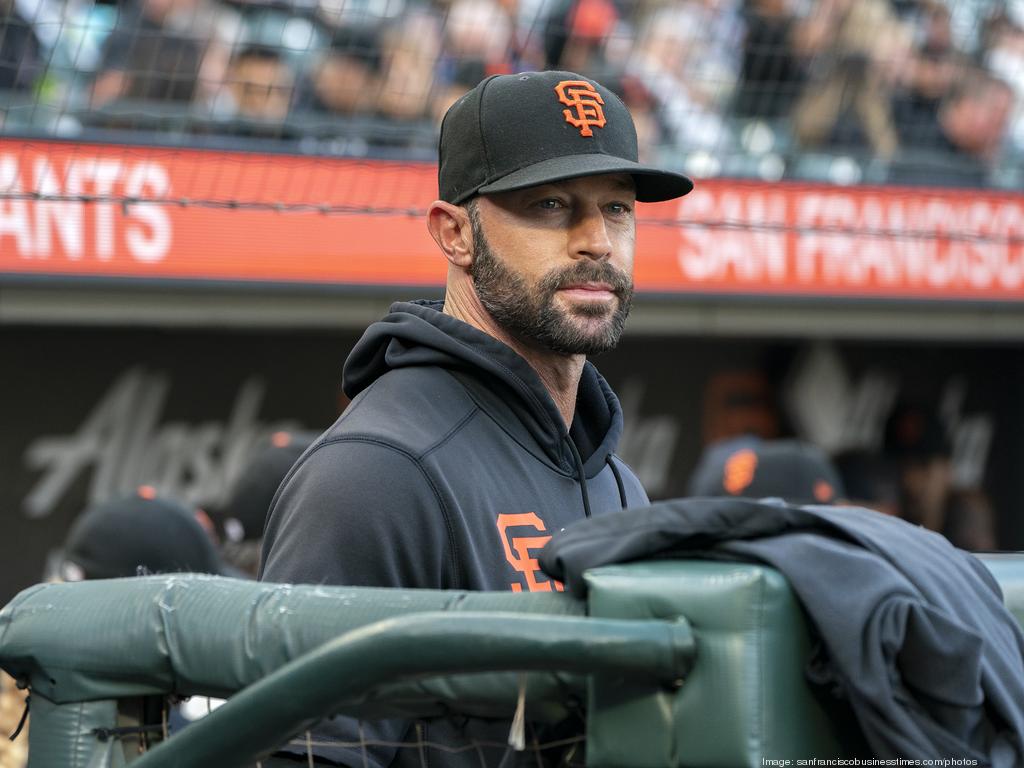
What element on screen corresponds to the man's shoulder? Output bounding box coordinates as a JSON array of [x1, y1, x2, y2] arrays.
[[330, 366, 478, 458]]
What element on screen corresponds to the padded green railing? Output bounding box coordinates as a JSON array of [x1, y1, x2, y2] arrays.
[[0, 575, 585, 718], [131, 612, 694, 767], [2, 554, 1022, 768]]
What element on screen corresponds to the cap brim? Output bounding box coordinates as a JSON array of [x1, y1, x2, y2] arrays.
[[476, 153, 693, 203]]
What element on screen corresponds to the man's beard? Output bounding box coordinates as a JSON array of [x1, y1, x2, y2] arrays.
[[468, 217, 634, 356]]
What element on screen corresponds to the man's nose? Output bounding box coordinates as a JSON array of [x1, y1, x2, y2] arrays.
[[571, 207, 613, 262]]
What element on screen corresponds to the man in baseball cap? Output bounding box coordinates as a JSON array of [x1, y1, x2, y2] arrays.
[[214, 430, 317, 577], [261, 71, 692, 766]]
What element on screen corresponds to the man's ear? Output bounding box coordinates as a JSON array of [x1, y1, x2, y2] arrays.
[[427, 200, 474, 268]]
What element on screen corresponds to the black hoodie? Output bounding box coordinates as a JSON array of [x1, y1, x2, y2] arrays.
[[259, 300, 647, 766]]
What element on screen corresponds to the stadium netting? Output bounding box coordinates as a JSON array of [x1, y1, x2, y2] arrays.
[[1, 0, 1022, 214]]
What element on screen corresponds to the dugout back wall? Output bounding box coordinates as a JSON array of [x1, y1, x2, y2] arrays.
[[2, 323, 1022, 603]]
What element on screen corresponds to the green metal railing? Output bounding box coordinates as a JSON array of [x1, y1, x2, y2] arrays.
[[131, 612, 695, 768]]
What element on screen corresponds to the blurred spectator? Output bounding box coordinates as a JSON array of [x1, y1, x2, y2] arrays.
[[889, 68, 1014, 186], [446, 0, 513, 66], [891, 1, 969, 147], [883, 403, 997, 550], [627, 0, 742, 151], [833, 449, 902, 516], [0, 0, 42, 92], [56, 487, 228, 581], [604, 70, 663, 161], [91, 0, 241, 108], [689, 436, 845, 505], [213, 430, 316, 577], [939, 70, 1015, 159], [317, 0, 405, 33], [543, 0, 617, 72], [432, 0, 513, 120], [431, 57, 488, 122], [701, 370, 780, 445], [302, 24, 382, 115], [507, 0, 555, 67], [732, 0, 809, 119], [945, 489, 998, 553], [791, 0, 911, 156], [223, 44, 295, 120], [0, 672, 28, 768], [374, 9, 441, 121], [984, 3, 1024, 153], [883, 402, 954, 533]]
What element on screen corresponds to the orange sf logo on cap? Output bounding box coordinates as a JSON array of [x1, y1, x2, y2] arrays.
[[555, 80, 606, 137], [723, 449, 758, 495], [814, 480, 835, 503]]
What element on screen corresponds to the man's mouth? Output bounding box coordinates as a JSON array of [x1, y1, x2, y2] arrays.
[[557, 282, 617, 301]]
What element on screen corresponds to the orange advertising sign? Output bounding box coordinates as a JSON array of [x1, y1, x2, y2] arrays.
[[0, 140, 441, 285], [1, 139, 1022, 300], [643, 181, 1024, 300]]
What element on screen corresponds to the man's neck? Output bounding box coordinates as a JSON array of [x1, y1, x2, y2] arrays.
[[443, 284, 583, 428]]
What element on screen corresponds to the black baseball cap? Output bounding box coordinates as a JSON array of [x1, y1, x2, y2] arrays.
[[215, 430, 317, 543], [883, 403, 952, 462], [60, 489, 228, 580], [438, 70, 693, 204], [688, 437, 845, 505]]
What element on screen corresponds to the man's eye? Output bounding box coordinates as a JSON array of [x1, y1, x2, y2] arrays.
[[536, 199, 564, 210], [607, 202, 633, 214]]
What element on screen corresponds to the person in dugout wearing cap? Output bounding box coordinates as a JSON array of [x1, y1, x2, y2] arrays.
[[688, 436, 847, 506], [213, 430, 318, 578], [56, 487, 229, 583], [49, 488, 234, 732], [258, 71, 693, 767]]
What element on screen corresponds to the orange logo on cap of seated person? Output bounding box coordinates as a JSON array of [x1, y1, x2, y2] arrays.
[[723, 449, 758, 495], [555, 80, 606, 137], [814, 480, 835, 503]]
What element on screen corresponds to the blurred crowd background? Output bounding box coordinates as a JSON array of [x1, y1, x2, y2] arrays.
[[2, 0, 1023, 188]]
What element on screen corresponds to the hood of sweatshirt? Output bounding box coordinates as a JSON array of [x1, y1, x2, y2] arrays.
[[343, 300, 624, 479]]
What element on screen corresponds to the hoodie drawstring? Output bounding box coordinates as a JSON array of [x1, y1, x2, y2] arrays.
[[567, 440, 592, 518], [607, 457, 627, 509]]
